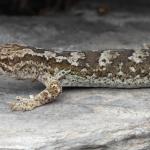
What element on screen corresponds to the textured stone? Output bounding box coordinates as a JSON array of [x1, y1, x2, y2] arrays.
[[0, 3, 150, 150]]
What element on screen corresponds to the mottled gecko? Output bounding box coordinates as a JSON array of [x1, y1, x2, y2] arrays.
[[0, 43, 150, 111]]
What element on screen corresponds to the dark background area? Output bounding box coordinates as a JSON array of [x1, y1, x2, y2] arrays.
[[0, 0, 150, 16]]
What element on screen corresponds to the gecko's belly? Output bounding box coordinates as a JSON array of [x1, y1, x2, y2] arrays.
[[60, 74, 150, 88]]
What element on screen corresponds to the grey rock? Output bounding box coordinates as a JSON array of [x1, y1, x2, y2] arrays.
[[0, 4, 150, 150]]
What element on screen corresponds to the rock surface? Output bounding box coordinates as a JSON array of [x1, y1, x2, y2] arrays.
[[0, 3, 150, 150]]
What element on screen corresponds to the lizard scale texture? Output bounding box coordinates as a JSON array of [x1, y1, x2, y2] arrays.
[[0, 43, 150, 88]]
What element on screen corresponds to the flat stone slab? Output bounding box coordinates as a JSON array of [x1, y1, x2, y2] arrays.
[[0, 5, 150, 150], [0, 76, 150, 150], [1, 10, 150, 50]]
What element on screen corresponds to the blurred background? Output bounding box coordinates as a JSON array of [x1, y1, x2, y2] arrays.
[[0, 0, 149, 16], [0, 0, 149, 50]]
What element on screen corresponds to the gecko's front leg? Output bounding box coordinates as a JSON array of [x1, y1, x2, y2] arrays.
[[10, 70, 69, 111], [10, 79, 62, 111]]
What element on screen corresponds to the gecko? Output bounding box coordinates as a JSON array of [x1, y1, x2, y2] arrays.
[[0, 43, 150, 111]]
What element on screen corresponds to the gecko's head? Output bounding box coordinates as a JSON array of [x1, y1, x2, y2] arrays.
[[0, 43, 46, 79], [0, 43, 30, 74], [0, 43, 26, 56]]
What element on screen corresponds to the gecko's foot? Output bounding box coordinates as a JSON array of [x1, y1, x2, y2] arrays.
[[10, 96, 38, 111], [10, 80, 62, 111]]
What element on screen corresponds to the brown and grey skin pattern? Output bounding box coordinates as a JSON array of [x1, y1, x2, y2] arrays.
[[1, 43, 150, 111]]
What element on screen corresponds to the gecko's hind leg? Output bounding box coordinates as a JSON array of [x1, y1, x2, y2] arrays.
[[10, 79, 62, 111]]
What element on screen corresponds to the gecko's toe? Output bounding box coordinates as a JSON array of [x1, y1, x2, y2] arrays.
[[9, 99, 35, 111], [9, 101, 22, 111], [10, 102, 33, 111], [15, 96, 30, 101]]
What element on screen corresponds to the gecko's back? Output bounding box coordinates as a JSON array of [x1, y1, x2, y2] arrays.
[[60, 48, 150, 88]]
